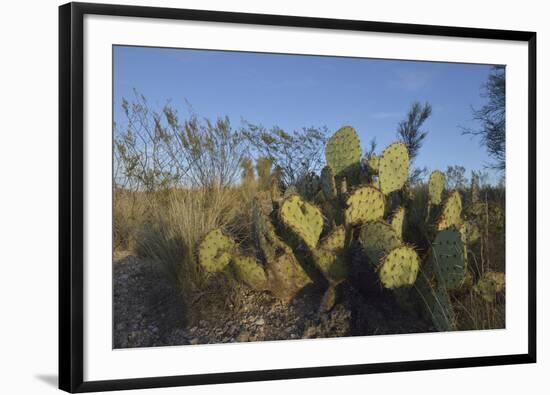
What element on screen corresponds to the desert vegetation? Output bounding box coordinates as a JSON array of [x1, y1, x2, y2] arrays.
[[113, 88, 505, 346]]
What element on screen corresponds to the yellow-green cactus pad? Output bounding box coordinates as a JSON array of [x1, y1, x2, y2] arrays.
[[320, 166, 337, 200], [366, 154, 379, 173], [232, 255, 268, 290], [378, 143, 409, 194], [428, 170, 445, 205], [432, 227, 466, 290], [280, 195, 324, 249], [359, 220, 402, 265], [390, 207, 406, 239], [198, 229, 236, 273], [378, 245, 420, 289], [437, 190, 462, 230], [320, 226, 346, 252], [312, 249, 347, 284], [474, 271, 505, 302], [266, 252, 312, 302], [344, 186, 385, 226], [325, 126, 362, 177], [460, 220, 480, 245]]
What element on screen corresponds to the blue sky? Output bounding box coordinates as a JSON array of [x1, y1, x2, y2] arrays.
[[113, 45, 502, 182]]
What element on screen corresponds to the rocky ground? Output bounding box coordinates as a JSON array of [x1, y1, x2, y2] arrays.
[[113, 253, 433, 349]]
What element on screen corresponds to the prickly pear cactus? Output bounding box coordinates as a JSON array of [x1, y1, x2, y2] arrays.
[[437, 190, 462, 230], [378, 143, 409, 195], [280, 195, 324, 250], [390, 207, 405, 239], [266, 251, 312, 302], [378, 245, 420, 289], [320, 225, 345, 252], [344, 186, 385, 226], [325, 126, 361, 178], [198, 229, 236, 273], [474, 271, 505, 302], [460, 221, 480, 245], [431, 227, 466, 290], [320, 166, 337, 200], [428, 170, 445, 205], [312, 226, 347, 284], [366, 154, 379, 173], [232, 255, 268, 290], [359, 220, 402, 265], [427, 282, 455, 331]]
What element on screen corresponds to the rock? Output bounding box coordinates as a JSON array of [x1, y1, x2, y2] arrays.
[[255, 318, 265, 326], [190, 338, 200, 345]]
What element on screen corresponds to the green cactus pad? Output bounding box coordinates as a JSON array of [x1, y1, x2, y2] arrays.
[[344, 186, 385, 226], [437, 190, 462, 230], [320, 226, 346, 252], [232, 255, 268, 290], [280, 195, 324, 249], [198, 229, 236, 273], [359, 220, 402, 265], [431, 227, 466, 290], [390, 207, 406, 239], [378, 245, 420, 289], [378, 143, 409, 195], [428, 283, 455, 331], [266, 252, 312, 302], [428, 170, 445, 205], [320, 166, 337, 200], [325, 126, 362, 177], [474, 271, 505, 302]]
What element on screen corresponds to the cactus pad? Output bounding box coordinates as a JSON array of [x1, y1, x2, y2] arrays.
[[437, 190, 462, 230], [366, 154, 379, 173], [378, 245, 420, 289], [232, 255, 268, 290], [280, 195, 324, 249], [266, 252, 312, 302], [320, 166, 337, 200], [428, 170, 445, 205], [312, 249, 347, 284], [428, 284, 455, 331], [460, 220, 480, 245], [431, 227, 466, 290], [344, 186, 385, 226], [390, 207, 406, 239], [359, 221, 402, 265], [325, 126, 362, 177], [320, 226, 346, 252], [378, 143, 409, 194], [474, 271, 505, 302], [198, 229, 236, 273]]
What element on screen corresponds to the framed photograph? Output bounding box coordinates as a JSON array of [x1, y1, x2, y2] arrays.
[[59, 2, 536, 392]]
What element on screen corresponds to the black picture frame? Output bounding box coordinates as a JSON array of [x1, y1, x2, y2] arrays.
[[59, 2, 537, 393]]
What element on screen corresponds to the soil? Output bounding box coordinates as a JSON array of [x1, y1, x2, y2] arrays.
[[113, 253, 433, 349]]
